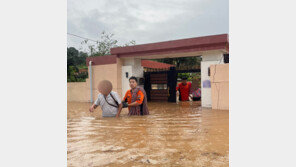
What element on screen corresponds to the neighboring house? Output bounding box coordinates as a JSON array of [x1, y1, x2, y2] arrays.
[[78, 68, 88, 73], [141, 60, 175, 71], [73, 68, 88, 75]]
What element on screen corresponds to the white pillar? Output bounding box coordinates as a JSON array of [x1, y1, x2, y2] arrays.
[[201, 52, 224, 108], [132, 58, 144, 78], [121, 66, 132, 98], [122, 58, 143, 78], [121, 58, 144, 95]]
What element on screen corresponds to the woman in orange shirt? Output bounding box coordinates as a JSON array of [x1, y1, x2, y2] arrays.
[[116, 76, 149, 117]]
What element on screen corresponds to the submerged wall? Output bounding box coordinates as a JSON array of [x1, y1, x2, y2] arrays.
[[210, 64, 229, 110], [67, 82, 89, 102]]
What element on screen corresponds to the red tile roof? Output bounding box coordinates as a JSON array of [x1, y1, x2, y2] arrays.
[[141, 60, 175, 69]]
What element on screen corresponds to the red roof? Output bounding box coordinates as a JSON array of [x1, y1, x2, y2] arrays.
[[141, 60, 175, 69]]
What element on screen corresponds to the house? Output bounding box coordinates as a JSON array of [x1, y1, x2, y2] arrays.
[[68, 34, 229, 109]]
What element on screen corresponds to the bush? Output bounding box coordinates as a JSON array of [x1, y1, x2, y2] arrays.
[[67, 66, 88, 82]]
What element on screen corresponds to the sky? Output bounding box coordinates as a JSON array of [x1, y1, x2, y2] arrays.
[[67, 0, 229, 51]]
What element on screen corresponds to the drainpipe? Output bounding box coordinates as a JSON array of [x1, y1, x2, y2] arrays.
[[89, 61, 93, 103]]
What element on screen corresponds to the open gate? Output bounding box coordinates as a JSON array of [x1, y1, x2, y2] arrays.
[[144, 67, 201, 103], [144, 67, 177, 102], [150, 73, 168, 101]]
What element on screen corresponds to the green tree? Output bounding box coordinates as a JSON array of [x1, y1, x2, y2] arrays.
[[67, 47, 78, 66], [67, 66, 78, 82], [67, 31, 136, 82], [81, 31, 136, 57], [67, 47, 88, 82], [155, 56, 201, 68]]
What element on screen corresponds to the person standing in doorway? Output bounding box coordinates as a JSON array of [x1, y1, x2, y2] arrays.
[[117, 76, 149, 116], [176, 77, 192, 101]]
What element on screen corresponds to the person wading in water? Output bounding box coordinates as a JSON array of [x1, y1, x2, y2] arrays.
[[176, 77, 192, 101], [89, 80, 123, 117], [116, 76, 149, 116]]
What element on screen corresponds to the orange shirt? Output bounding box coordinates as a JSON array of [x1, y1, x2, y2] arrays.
[[123, 89, 144, 104]]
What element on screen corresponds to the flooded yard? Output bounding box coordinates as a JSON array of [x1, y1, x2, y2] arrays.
[[67, 101, 229, 166]]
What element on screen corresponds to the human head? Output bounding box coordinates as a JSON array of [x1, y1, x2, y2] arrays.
[[129, 76, 138, 89], [98, 80, 113, 96], [181, 77, 187, 85]]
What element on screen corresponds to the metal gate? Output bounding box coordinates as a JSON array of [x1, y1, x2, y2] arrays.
[[144, 67, 201, 102], [144, 67, 177, 102]]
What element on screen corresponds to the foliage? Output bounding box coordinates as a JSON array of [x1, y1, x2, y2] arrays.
[[67, 47, 88, 82], [77, 64, 88, 69], [67, 66, 78, 82], [75, 72, 88, 82], [67, 47, 88, 66], [67, 65, 88, 82], [81, 31, 136, 57], [177, 72, 201, 81], [154, 56, 201, 68], [67, 31, 136, 82]]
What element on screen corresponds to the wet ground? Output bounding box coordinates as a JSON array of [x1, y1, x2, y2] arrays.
[[67, 101, 229, 167]]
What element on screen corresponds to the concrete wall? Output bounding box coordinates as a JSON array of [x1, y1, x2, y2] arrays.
[[67, 59, 123, 102], [68, 51, 228, 106], [210, 64, 229, 110], [201, 52, 223, 107], [67, 82, 89, 102]]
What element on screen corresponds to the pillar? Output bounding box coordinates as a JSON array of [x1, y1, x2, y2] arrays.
[[121, 57, 144, 96], [201, 51, 224, 108]]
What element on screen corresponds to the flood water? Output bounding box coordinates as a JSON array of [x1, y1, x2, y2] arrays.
[[67, 101, 229, 167]]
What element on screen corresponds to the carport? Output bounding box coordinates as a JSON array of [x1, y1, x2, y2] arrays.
[[110, 34, 229, 107]]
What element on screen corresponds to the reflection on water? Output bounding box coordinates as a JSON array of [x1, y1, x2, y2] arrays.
[[67, 101, 229, 167]]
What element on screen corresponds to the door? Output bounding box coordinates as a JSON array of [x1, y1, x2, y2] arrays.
[[144, 68, 177, 102], [149, 72, 168, 101]]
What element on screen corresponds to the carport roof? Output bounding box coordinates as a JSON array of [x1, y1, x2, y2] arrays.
[[141, 60, 175, 69], [110, 34, 228, 58]]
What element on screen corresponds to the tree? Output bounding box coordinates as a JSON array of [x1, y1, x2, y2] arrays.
[[67, 47, 88, 82], [67, 31, 136, 82], [81, 31, 136, 57], [67, 47, 79, 66], [155, 56, 202, 68]]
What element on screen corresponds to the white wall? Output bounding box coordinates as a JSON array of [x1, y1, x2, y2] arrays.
[[133, 58, 144, 77], [121, 57, 145, 97], [121, 66, 132, 97], [201, 52, 224, 107], [122, 58, 143, 78]]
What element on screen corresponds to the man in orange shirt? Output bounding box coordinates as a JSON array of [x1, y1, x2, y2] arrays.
[[116, 76, 149, 117], [176, 77, 192, 101]]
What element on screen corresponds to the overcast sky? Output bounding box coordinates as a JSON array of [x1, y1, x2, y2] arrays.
[[67, 0, 228, 51]]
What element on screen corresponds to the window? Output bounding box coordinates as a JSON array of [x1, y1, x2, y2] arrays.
[[151, 84, 167, 90]]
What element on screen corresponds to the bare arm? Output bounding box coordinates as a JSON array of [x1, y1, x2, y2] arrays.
[[89, 103, 98, 112], [128, 101, 141, 107], [189, 94, 193, 101], [116, 103, 123, 117]]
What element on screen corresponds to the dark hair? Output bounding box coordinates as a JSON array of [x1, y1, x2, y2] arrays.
[[129, 76, 138, 83], [181, 76, 187, 80]]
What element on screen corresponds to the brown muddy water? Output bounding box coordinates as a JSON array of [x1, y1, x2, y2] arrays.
[[67, 101, 229, 167]]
